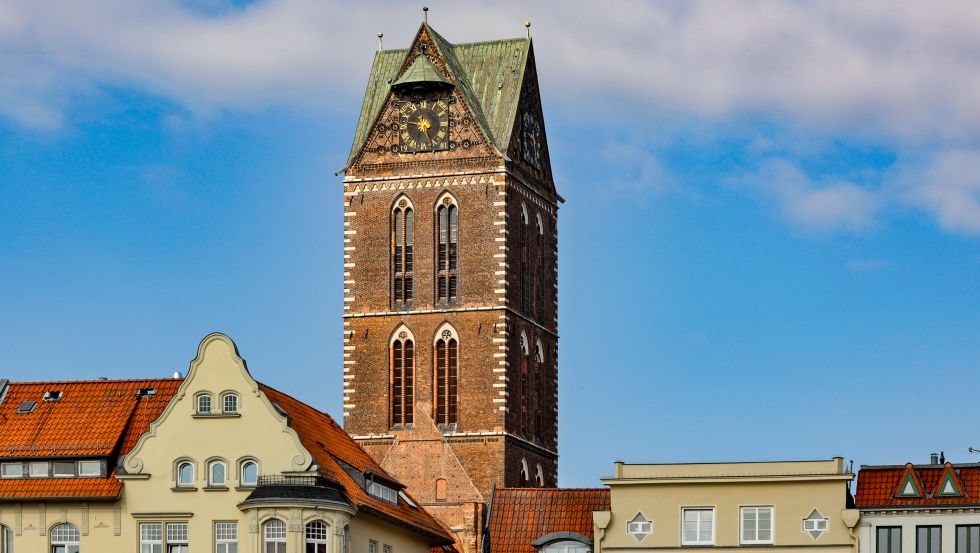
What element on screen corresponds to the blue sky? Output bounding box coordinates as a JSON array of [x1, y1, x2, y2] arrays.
[[2, 1, 979, 487]]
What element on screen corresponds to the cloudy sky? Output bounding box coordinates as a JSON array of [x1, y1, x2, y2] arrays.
[[2, 0, 979, 485]]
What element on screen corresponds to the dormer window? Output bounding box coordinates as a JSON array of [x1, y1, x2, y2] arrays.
[[43, 390, 63, 401], [221, 392, 238, 414], [196, 393, 213, 414], [368, 480, 398, 503]]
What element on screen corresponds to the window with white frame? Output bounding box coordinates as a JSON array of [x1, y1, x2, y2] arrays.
[[140, 523, 163, 553], [306, 521, 330, 553], [78, 460, 101, 477], [29, 461, 48, 477], [176, 461, 194, 487], [682, 508, 714, 545], [803, 510, 828, 540], [369, 541, 378, 553], [627, 513, 652, 542], [50, 523, 80, 553], [196, 393, 212, 414], [1, 524, 13, 553], [541, 541, 590, 553], [383, 545, 392, 553], [240, 460, 258, 487], [208, 460, 227, 487], [222, 392, 239, 414], [264, 519, 287, 553], [741, 507, 773, 544], [1, 463, 22, 478], [215, 522, 237, 553], [167, 523, 188, 553]]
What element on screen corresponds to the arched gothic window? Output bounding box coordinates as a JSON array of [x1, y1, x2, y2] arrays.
[[391, 197, 414, 307], [391, 328, 415, 427], [534, 212, 545, 320], [263, 519, 286, 553], [519, 204, 530, 313], [436, 194, 459, 303], [520, 457, 530, 485], [534, 339, 545, 441], [519, 331, 531, 438], [434, 325, 458, 428]]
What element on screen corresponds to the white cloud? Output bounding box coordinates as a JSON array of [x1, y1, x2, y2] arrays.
[[900, 149, 980, 234], [741, 159, 880, 232], [600, 140, 673, 194]]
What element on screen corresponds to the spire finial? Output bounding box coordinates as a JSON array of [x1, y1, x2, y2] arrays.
[[377, 32, 384, 51], [423, 6, 429, 24], [524, 20, 531, 39]]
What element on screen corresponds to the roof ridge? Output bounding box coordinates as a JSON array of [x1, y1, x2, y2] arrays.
[[10, 378, 180, 385]]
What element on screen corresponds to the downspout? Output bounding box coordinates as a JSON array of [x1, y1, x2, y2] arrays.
[[593, 512, 611, 553]]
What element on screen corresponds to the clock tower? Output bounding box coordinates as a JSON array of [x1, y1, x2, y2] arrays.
[[340, 20, 560, 553]]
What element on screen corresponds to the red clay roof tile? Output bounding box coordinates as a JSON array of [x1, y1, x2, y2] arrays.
[[856, 463, 980, 507], [488, 488, 610, 553]]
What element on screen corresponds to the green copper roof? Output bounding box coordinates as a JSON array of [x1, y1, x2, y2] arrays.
[[392, 55, 451, 88], [346, 24, 531, 168]]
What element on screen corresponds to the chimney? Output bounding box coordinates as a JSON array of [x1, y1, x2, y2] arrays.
[[930, 453, 939, 465]]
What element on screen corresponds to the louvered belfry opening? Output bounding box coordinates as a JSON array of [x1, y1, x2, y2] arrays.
[[391, 337, 415, 426]]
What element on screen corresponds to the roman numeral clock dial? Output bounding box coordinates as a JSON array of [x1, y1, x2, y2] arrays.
[[399, 99, 450, 153]]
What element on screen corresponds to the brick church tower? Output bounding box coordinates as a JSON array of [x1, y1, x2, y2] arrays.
[[340, 19, 560, 553]]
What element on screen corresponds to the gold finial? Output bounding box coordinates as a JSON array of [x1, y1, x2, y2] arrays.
[[524, 21, 531, 39], [423, 6, 429, 23], [377, 32, 384, 51]]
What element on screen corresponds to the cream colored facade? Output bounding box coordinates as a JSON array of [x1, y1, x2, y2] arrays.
[[0, 334, 442, 553], [594, 459, 859, 553]]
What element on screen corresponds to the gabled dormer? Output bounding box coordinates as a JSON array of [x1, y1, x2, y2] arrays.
[[933, 463, 965, 497], [893, 463, 924, 498]]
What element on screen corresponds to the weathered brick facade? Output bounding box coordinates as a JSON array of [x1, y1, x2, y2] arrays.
[[341, 23, 560, 553]]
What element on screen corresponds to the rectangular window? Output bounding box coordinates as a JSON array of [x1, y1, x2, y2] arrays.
[[168, 522, 189, 553], [1, 463, 23, 478], [28, 461, 48, 477], [741, 506, 773, 544], [957, 525, 980, 553], [682, 508, 714, 545], [879, 527, 902, 553], [918, 527, 941, 553], [216, 522, 238, 553], [369, 541, 378, 553], [383, 545, 392, 553], [141, 523, 163, 553], [78, 460, 101, 477], [53, 461, 75, 477]]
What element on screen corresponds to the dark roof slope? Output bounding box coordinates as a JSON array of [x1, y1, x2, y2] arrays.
[[488, 488, 610, 553], [258, 383, 453, 544], [856, 462, 980, 507]]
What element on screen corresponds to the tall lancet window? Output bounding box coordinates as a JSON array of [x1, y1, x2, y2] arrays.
[[519, 330, 530, 437], [392, 197, 414, 307], [519, 204, 530, 313], [434, 324, 459, 428], [436, 194, 459, 303], [390, 327, 415, 427]]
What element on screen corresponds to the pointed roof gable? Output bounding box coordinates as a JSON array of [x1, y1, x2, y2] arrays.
[[933, 463, 964, 497], [346, 23, 531, 168], [393, 54, 452, 89], [856, 462, 980, 508], [894, 463, 924, 498]]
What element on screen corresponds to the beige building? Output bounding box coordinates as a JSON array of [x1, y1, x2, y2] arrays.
[[593, 459, 860, 553], [0, 333, 451, 553]]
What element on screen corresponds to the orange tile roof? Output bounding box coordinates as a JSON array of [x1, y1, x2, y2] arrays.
[[856, 463, 980, 507], [258, 383, 453, 544], [0, 378, 180, 500], [488, 488, 610, 553]]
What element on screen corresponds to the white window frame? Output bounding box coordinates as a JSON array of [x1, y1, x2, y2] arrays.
[[176, 461, 194, 487], [240, 460, 259, 487], [740, 506, 774, 545], [221, 393, 239, 414], [263, 519, 287, 553], [215, 522, 238, 553], [1, 463, 23, 478], [627, 512, 653, 542], [29, 461, 48, 478], [369, 541, 378, 553], [208, 460, 227, 487], [140, 522, 163, 553], [196, 393, 212, 414], [77, 460, 101, 477], [306, 521, 330, 553], [50, 523, 80, 553], [167, 522, 188, 553], [2, 524, 14, 553], [682, 507, 715, 546]]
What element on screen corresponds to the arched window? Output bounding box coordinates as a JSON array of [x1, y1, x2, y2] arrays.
[[195, 393, 212, 414], [534, 212, 545, 320], [1, 524, 13, 553], [221, 392, 238, 414], [519, 204, 530, 313], [391, 197, 414, 307], [263, 519, 286, 553], [435, 478, 448, 501], [520, 457, 529, 485], [176, 460, 194, 487], [208, 460, 226, 487], [390, 327, 415, 427], [240, 459, 258, 487], [434, 325, 458, 428], [519, 331, 530, 438], [536, 463, 545, 487], [50, 523, 80, 553], [306, 521, 329, 553], [436, 194, 458, 304], [540, 541, 591, 553], [535, 339, 545, 441]]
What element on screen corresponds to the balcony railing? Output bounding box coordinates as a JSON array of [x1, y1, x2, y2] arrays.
[[256, 475, 332, 488]]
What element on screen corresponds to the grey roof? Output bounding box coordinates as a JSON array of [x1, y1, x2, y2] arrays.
[[345, 24, 531, 168]]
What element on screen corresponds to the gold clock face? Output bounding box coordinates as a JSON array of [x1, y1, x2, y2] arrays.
[[398, 99, 450, 153]]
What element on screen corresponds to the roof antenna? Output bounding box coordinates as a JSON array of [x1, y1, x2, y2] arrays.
[[525, 21, 531, 39], [377, 32, 384, 51], [423, 6, 429, 24]]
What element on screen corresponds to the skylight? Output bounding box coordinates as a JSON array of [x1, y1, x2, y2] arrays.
[[16, 401, 36, 414], [42, 391, 63, 401]]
